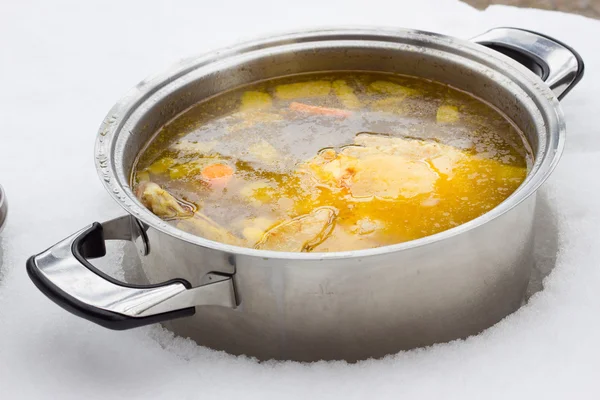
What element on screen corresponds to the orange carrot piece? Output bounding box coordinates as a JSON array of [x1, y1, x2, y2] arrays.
[[289, 102, 352, 117], [201, 163, 234, 187]]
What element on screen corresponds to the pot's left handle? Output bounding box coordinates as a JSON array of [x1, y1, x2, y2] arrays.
[[26, 216, 236, 330]]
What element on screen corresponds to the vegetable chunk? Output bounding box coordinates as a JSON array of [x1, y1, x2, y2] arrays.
[[332, 80, 361, 109], [275, 81, 331, 99], [437, 104, 460, 123], [240, 91, 273, 110], [248, 140, 280, 164], [201, 163, 235, 188], [368, 81, 418, 96], [289, 102, 351, 117], [147, 157, 176, 175]]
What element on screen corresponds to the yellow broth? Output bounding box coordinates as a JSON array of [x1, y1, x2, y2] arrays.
[[132, 72, 531, 252]]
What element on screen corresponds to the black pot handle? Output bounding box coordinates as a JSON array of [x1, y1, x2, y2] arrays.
[[26, 216, 236, 330], [472, 27, 584, 100]]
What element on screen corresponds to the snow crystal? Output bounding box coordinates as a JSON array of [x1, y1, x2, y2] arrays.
[[1, 0, 599, 399]]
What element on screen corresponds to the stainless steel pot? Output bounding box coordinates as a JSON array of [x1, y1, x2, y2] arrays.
[[27, 27, 584, 362]]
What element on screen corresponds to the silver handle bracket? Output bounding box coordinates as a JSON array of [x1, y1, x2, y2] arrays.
[[27, 220, 236, 330]]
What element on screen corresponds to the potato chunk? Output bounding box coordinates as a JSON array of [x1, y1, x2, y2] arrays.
[[241, 217, 279, 243], [274, 81, 331, 99], [436, 104, 459, 123], [332, 80, 361, 109], [368, 81, 418, 96], [240, 91, 273, 111], [147, 157, 176, 175], [168, 161, 203, 180], [248, 140, 280, 165], [135, 171, 150, 183]]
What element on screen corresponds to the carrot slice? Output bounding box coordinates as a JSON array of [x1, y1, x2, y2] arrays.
[[201, 163, 234, 187], [289, 102, 352, 117]]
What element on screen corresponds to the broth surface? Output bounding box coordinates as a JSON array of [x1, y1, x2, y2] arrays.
[[133, 72, 531, 252]]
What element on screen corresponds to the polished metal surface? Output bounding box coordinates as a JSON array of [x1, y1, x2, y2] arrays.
[[31, 27, 580, 361], [31, 218, 236, 318], [103, 214, 149, 256], [96, 28, 565, 253], [472, 28, 581, 99], [0, 185, 7, 233]]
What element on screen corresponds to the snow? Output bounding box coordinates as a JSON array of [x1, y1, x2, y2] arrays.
[[0, 0, 599, 398]]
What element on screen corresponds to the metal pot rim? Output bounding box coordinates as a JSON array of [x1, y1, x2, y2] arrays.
[[95, 26, 565, 260]]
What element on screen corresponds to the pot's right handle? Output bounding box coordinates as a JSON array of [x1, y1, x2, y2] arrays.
[[26, 216, 237, 330], [472, 27, 584, 100]]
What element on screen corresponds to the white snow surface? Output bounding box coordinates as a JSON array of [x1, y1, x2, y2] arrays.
[[1, 0, 599, 398]]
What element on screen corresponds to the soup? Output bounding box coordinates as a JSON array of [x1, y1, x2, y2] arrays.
[[132, 72, 531, 252]]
